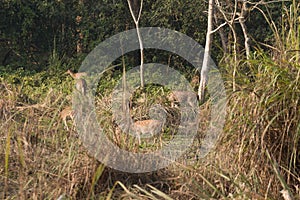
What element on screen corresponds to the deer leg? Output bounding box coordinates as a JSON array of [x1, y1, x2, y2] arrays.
[[63, 118, 69, 131]]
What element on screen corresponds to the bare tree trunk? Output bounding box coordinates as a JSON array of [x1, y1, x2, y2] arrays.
[[198, 0, 214, 102], [127, 0, 144, 88], [214, 13, 228, 55], [215, 0, 238, 91], [238, 2, 250, 60]]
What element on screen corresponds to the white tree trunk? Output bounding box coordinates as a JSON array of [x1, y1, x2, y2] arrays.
[[198, 0, 214, 102], [127, 0, 144, 88]]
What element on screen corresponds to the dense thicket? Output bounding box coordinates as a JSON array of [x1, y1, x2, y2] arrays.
[[0, 0, 284, 69]]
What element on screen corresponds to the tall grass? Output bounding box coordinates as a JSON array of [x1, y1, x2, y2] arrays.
[[0, 2, 299, 200], [205, 1, 300, 198], [167, 1, 299, 198]]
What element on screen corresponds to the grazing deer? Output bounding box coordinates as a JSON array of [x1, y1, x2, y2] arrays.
[[168, 91, 197, 108], [60, 106, 74, 131], [66, 69, 87, 95], [131, 119, 164, 144]]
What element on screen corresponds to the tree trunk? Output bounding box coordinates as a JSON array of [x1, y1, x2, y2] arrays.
[[198, 0, 214, 102], [127, 0, 144, 88], [214, 13, 228, 55], [238, 2, 250, 60]]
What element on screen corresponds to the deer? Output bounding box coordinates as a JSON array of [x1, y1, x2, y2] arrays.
[[114, 104, 166, 145], [114, 89, 167, 145], [168, 90, 198, 108], [65, 69, 87, 95], [131, 119, 164, 145], [66, 69, 86, 79], [60, 106, 74, 131], [191, 75, 199, 89]]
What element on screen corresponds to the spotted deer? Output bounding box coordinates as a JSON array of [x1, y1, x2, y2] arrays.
[[131, 119, 164, 145], [168, 91, 197, 108], [60, 106, 74, 131], [66, 69, 87, 95]]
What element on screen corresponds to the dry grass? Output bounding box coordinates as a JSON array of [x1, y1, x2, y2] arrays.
[[1, 2, 300, 196], [0, 57, 299, 199]]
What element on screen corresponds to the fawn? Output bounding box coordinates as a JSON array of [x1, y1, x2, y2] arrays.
[[60, 106, 74, 131], [66, 69, 87, 95]]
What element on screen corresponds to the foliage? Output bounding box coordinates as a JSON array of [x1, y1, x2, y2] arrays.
[[0, 0, 299, 199]]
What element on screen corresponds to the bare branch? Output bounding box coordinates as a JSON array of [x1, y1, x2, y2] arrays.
[[127, 0, 137, 23], [246, 0, 290, 7], [211, 21, 227, 34], [137, 0, 143, 22]]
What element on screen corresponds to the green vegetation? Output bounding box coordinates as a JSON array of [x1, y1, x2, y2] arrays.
[[0, 0, 299, 199]]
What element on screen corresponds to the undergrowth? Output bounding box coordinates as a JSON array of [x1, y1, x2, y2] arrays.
[[0, 50, 299, 199], [0, 2, 300, 200]]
